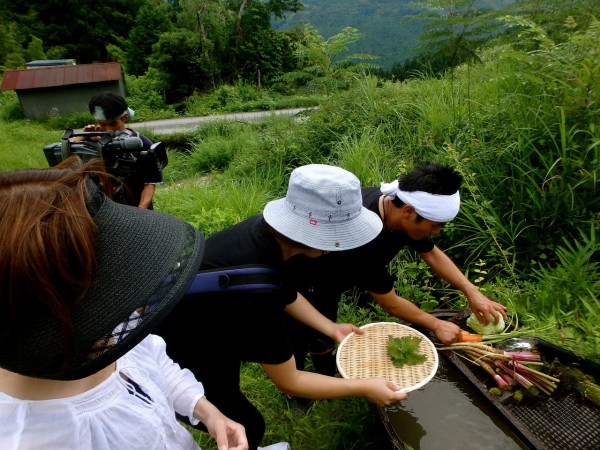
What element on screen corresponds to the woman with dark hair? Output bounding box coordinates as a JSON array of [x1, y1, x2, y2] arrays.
[[0, 157, 247, 450]]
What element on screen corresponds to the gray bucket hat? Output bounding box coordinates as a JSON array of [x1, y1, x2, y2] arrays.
[[263, 164, 382, 251]]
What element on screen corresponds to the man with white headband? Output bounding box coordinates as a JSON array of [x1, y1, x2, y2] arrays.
[[76, 92, 163, 209], [286, 162, 508, 377]]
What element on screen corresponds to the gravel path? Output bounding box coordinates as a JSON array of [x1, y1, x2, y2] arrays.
[[132, 107, 315, 135]]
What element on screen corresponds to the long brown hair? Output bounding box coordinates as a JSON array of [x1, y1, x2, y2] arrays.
[[0, 157, 113, 350]]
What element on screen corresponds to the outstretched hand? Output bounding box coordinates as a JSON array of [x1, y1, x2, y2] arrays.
[[467, 292, 507, 325], [331, 323, 364, 343]]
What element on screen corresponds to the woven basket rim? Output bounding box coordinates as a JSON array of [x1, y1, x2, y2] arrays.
[[336, 322, 439, 393]]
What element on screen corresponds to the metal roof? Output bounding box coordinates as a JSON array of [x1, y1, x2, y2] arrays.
[[1, 62, 122, 91], [26, 59, 76, 68]]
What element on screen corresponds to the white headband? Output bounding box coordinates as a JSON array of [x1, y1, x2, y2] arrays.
[[380, 180, 460, 222], [93, 106, 135, 121]]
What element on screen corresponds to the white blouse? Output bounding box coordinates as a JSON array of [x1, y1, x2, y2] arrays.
[[0, 335, 205, 450]]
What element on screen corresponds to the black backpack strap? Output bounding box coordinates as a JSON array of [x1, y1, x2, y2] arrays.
[[186, 265, 282, 295]]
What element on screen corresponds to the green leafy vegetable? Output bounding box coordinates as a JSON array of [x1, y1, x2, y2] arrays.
[[513, 390, 524, 402], [387, 335, 426, 368], [489, 387, 502, 396], [466, 312, 506, 335]]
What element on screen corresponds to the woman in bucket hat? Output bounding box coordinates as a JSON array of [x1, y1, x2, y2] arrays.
[[0, 157, 247, 450], [155, 164, 407, 450]]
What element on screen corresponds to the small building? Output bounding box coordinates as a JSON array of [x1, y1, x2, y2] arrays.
[[1, 62, 124, 120]]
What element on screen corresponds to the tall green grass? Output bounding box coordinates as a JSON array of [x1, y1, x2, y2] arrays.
[[156, 174, 276, 237], [154, 18, 599, 361]]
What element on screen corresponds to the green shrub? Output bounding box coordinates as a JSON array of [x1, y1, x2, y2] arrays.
[[125, 72, 178, 121], [42, 111, 91, 131], [0, 91, 25, 122], [183, 93, 212, 117], [189, 135, 238, 173], [155, 132, 196, 152]]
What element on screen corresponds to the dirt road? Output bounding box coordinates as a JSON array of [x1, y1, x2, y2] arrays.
[[132, 107, 314, 135]]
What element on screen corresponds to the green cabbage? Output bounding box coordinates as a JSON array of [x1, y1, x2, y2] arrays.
[[466, 312, 505, 335]]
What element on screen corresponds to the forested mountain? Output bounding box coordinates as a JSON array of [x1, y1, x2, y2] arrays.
[[273, 0, 424, 68], [274, 0, 516, 69]]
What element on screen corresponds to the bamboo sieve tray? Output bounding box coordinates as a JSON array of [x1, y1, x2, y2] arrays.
[[336, 322, 438, 393]]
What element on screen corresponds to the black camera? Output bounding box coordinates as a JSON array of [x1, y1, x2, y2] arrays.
[[43, 128, 168, 177]]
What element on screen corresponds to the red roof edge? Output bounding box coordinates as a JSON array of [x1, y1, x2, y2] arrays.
[[1, 62, 122, 91]]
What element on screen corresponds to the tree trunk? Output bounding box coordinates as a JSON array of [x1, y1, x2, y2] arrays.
[[237, 0, 248, 35]]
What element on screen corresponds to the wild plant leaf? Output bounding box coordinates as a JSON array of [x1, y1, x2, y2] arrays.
[[387, 335, 426, 368]]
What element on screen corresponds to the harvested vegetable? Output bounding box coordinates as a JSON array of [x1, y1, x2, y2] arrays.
[[456, 313, 554, 344], [459, 330, 483, 342], [466, 312, 505, 335], [513, 390, 524, 402], [579, 380, 600, 406], [489, 387, 502, 396], [387, 335, 426, 368], [437, 341, 558, 396]]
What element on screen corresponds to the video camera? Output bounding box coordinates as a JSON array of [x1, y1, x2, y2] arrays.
[[43, 128, 168, 178]]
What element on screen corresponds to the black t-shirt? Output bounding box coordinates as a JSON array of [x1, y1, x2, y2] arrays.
[[199, 215, 297, 305], [287, 187, 435, 296], [157, 215, 298, 366], [110, 130, 162, 207]]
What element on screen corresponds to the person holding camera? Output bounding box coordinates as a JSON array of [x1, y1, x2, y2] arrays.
[[77, 92, 162, 209]]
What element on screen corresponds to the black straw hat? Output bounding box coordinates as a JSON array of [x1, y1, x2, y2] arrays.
[[0, 184, 204, 380]]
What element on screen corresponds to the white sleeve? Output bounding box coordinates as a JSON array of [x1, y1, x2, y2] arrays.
[[150, 334, 205, 425]]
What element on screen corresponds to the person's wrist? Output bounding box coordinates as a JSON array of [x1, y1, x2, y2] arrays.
[[429, 316, 446, 333], [192, 395, 208, 423]]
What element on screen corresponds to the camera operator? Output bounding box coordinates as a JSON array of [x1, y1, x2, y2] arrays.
[[73, 92, 162, 209]]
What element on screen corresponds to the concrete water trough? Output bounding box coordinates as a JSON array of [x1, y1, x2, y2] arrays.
[[377, 310, 600, 450]]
